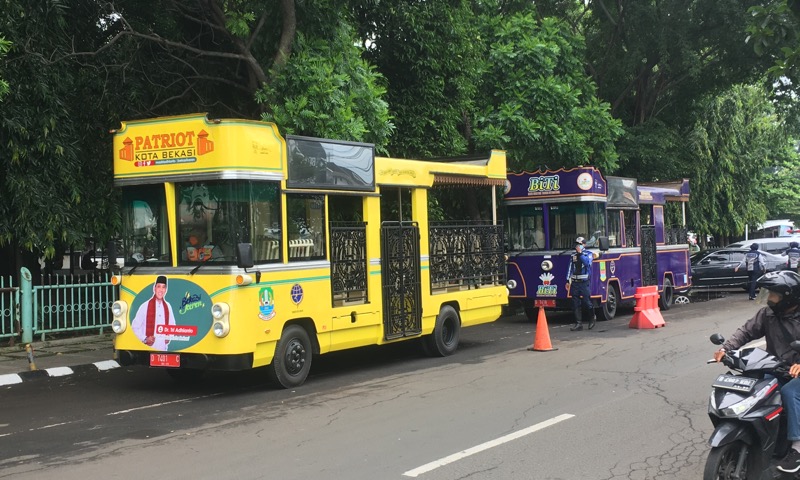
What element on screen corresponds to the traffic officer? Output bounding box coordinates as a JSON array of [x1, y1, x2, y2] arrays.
[[784, 241, 800, 274], [735, 243, 767, 300], [566, 236, 595, 331]]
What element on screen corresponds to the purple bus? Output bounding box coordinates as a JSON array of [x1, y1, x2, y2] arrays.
[[503, 167, 691, 321]]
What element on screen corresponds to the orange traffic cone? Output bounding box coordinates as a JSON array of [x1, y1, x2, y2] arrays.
[[527, 306, 557, 352]]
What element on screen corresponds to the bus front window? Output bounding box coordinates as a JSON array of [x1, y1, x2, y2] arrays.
[[121, 185, 171, 266], [177, 182, 239, 265], [506, 205, 545, 251], [548, 202, 605, 249]]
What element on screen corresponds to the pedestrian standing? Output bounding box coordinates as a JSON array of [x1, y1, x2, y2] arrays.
[[566, 236, 595, 331], [735, 243, 767, 300], [784, 241, 800, 274]]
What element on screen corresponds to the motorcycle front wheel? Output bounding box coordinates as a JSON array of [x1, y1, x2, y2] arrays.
[[703, 441, 757, 480]]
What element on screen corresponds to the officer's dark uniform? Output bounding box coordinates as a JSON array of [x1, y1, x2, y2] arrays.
[[566, 237, 595, 331], [784, 242, 800, 274], [737, 243, 766, 300]]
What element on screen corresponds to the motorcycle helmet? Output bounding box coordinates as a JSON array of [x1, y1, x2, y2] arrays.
[[575, 236, 585, 245], [791, 241, 799, 249], [755, 270, 800, 314], [750, 243, 759, 251]]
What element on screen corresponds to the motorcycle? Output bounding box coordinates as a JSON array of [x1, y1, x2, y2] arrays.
[[704, 333, 799, 480]]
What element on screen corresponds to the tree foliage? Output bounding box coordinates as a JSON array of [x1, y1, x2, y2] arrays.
[[685, 85, 787, 239], [352, 0, 485, 158], [1, 0, 799, 274], [473, 13, 622, 171], [583, 0, 770, 128], [255, 23, 393, 148]]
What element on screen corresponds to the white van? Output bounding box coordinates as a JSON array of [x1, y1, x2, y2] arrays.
[[726, 237, 798, 254]]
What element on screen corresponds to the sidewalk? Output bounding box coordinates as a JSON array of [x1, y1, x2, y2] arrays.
[[0, 333, 119, 386]]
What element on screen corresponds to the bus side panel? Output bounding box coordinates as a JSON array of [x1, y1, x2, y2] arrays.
[[598, 250, 644, 301], [329, 309, 382, 352], [656, 247, 691, 291]]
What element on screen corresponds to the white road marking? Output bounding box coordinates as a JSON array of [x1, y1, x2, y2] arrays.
[[107, 393, 223, 415], [403, 413, 575, 477], [0, 374, 22, 386], [45, 367, 73, 377], [94, 360, 120, 371]]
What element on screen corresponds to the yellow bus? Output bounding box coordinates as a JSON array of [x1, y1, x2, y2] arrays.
[[109, 113, 508, 387]]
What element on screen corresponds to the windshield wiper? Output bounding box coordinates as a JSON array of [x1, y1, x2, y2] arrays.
[[189, 256, 229, 275]]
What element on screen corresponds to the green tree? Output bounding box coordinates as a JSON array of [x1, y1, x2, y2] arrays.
[[0, 35, 9, 100], [255, 23, 393, 148], [0, 1, 104, 270], [584, 0, 769, 128], [762, 142, 800, 223], [685, 84, 786, 243], [352, 0, 485, 157], [473, 13, 622, 171]]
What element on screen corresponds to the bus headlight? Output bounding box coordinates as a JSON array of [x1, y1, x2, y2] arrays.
[[211, 302, 230, 338], [541, 260, 553, 272], [111, 301, 128, 334], [506, 279, 518, 290]]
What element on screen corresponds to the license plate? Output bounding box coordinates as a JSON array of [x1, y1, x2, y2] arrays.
[[712, 374, 757, 393], [535, 299, 556, 308], [150, 353, 180, 368]]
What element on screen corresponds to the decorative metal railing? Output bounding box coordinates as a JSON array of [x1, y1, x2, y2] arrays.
[[664, 226, 689, 246], [330, 222, 368, 305], [429, 222, 505, 290]]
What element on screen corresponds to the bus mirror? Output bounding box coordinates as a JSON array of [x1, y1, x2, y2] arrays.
[[597, 236, 610, 251], [237, 243, 255, 269]]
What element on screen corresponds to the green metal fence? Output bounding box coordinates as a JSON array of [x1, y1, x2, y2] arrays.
[[3, 268, 118, 343], [33, 272, 118, 341], [0, 276, 19, 340]]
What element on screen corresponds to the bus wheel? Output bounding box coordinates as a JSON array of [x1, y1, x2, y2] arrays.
[[269, 325, 312, 388], [523, 305, 538, 322], [423, 305, 461, 357], [659, 278, 674, 311], [599, 284, 619, 321]]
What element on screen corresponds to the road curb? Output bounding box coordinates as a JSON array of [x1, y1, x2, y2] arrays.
[[0, 360, 120, 387]]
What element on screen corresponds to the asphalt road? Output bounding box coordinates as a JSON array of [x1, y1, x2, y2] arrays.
[[0, 292, 762, 480]]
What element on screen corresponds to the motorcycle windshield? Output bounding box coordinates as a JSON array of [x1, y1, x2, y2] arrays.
[[738, 347, 783, 372]]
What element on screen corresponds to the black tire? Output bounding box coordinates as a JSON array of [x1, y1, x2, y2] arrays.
[[702, 441, 756, 480], [423, 305, 461, 357], [659, 277, 674, 311], [523, 305, 537, 322], [598, 283, 619, 321], [269, 325, 313, 388]]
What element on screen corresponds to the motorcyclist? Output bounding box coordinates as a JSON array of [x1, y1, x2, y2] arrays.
[[712, 270, 800, 473]]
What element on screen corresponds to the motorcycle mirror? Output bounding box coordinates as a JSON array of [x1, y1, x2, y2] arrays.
[[710, 333, 725, 345], [791, 340, 800, 353]]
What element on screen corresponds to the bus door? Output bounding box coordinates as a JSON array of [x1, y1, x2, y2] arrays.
[[640, 224, 657, 286], [380, 221, 422, 340]]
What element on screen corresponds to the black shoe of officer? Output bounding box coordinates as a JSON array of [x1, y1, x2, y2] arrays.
[[570, 323, 583, 331], [588, 316, 596, 330]]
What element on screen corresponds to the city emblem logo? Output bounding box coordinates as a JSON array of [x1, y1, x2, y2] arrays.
[[577, 172, 593, 191], [258, 286, 276, 320], [537, 272, 557, 297]]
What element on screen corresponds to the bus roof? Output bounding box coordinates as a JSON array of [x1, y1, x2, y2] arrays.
[[504, 167, 690, 206], [113, 113, 507, 190]]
